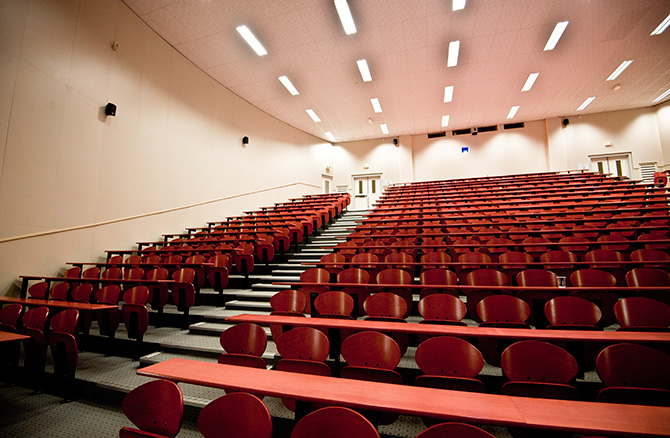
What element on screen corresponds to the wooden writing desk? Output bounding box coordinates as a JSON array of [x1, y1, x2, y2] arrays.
[[0, 332, 30, 343], [138, 359, 670, 436], [0, 296, 118, 311]]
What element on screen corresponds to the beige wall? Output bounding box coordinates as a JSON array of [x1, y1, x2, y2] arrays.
[[0, 0, 329, 295]]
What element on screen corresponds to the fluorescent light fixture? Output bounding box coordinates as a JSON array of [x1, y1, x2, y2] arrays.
[[325, 132, 336, 142], [522, 72, 540, 92], [507, 105, 520, 119], [652, 88, 670, 104], [278, 76, 299, 96], [380, 123, 389, 135], [544, 21, 569, 51], [606, 60, 633, 81], [651, 13, 670, 35], [236, 25, 267, 56], [444, 85, 454, 103], [577, 96, 596, 111], [306, 109, 321, 123], [453, 0, 466, 11], [357, 59, 372, 82], [370, 98, 382, 113], [334, 0, 356, 35], [441, 115, 450, 127], [447, 40, 460, 67]]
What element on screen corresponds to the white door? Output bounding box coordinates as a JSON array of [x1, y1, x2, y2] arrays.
[[590, 153, 632, 179], [352, 174, 382, 210]]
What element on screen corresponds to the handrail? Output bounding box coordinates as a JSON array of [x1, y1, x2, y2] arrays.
[[0, 181, 320, 244]]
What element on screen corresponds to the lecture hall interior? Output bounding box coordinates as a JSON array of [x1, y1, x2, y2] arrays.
[[1, 0, 670, 437]]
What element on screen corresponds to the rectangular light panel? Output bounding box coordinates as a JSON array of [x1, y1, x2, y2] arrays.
[[334, 0, 357, 35], [651, 13, 670, 35], [506, 105, 520, 119], [370, 98, 382, 113], [522, 72, 540, 92], [444, 86, 454, 103], [453, 0, 466, 11], [577, 96, 596, 111], [653, 88, 670, 104], [236, 25, 267, 56], [325, 132, 336, 142], [380, 123, 389, 135], [441, 115, 450, 127], [606, 60, 633, 81], [544, 21, 569, 51], [278, 76, 299, 96], [447, 40, 461, 67], [306, 109, 321, 123], [357, 59, 372, 82]]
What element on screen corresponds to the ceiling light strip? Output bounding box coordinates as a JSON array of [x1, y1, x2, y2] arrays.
[[606, 60, 633, 81], [577, 96, 596, 111], [441, 115, 450, 127], [380, 123, 389, 135], [325, 132, 336, 142], [544, 21, 569, 51], [447, 40, 461, 67], [651, 13, 670, 35], [278, 76, 299, 95], [370, 98, 382, 113], [236, 25, 267, 56], [357, 59, 372, 82], [452, 0, 466, 11], [444, 86, 454, 103], [306, 109, 321, 123], [652, 88, 670, 104], [506, 106, 520, 119], [334, 0, 357, 35], [521, 72, 540, 92]]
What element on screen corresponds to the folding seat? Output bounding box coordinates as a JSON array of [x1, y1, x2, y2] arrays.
[[28, 281, 49, 299], [121, 286, 150, 358], [630, 248, 670, 268], [540, 225, 567, 242], [584, 249, 626, 285], [46, 282, 70, 301], [334, 240, 359, 261], [218, 323, 267, 369], [71, 283, 94, 335], [144, 267, 169, 325], [498, 251, 533, 285], [363, 292, 409, 355], [384, 252, 414, 274], [0, 303, 22, 332], [21, 306, 49, 375], [314, 290, 355, 320], [101, 266, 122, 281], [268, 289, 307, 340], [477, 294, 530, 367], [507, 226, 531, 243], [291, 406, 379, 438], [375, 268, 413, 318], [515, 269, 559, 328], [464, 268, 507, 322], [300, 267, 331, 314], [340, 331, 402, 425], [171, 268, 196, 328], [48, 308, 79, 397], [82, 266, 100, 281], [418, 294, 467, 326], [572, 224, 600, 240], [255, 234, 275, 271], [597, 234, 630, 254], [198, 392, 272, 438], [123, 267, 145, 291], [637, 233, 670, 250], [415, 336, 485, 392], [485, 237, 515, 262], [540, 250, 577, 280], [124, 255, 143, 266], [545, 296, 602, 330], [456, 252, 492, 285], [570, 268, 618, 326], [233, 242, 255, 285], [205, 254, 231, 305], [418, 268, 458, 299], [596, 343, 670, 406], [614, 296, 670, 331], [275, 326, 331, 411], [420, 238, 448, 254], [184, 254, 206, 292], [558, 235, 591, 261], [120, 379, 183, 438], [351, 252, 381, 278], [95, 285, 121, 339], [451, 238, 480, 260], [320, 253, 347, 279], [416, 423, 495, 438]]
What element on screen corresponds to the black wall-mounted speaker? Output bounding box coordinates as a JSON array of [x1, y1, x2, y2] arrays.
[[562, 118, 570, 126], [105, 103, 117, 116], [242, 136, 249, 145]]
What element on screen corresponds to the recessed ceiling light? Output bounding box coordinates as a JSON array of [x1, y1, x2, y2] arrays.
[[577, 96, 596, 111], [447, 40, 460, 67], [606, 60, 633, 81], [370, 98, 382, 113], [441, 115, 450, 127], [236, 25, 267, 56], [357, 59, 372, 82], [652, 88, 670, 104], [278, 76, 299, 96], [544, 21, 569, 51], [651, 13, 670, 35], [521, 73, 540, 92], [334, 0, 356, 35], [306, 109, 321, 123], [452, 0, 466, 11], [380, 123, 389, 135], [444, 86, 454, 103], [325, 132, 336, 142], [506, 106, 520, 119]]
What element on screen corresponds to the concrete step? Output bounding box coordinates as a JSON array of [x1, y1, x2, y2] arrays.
[[224, 300, 272, 311]]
